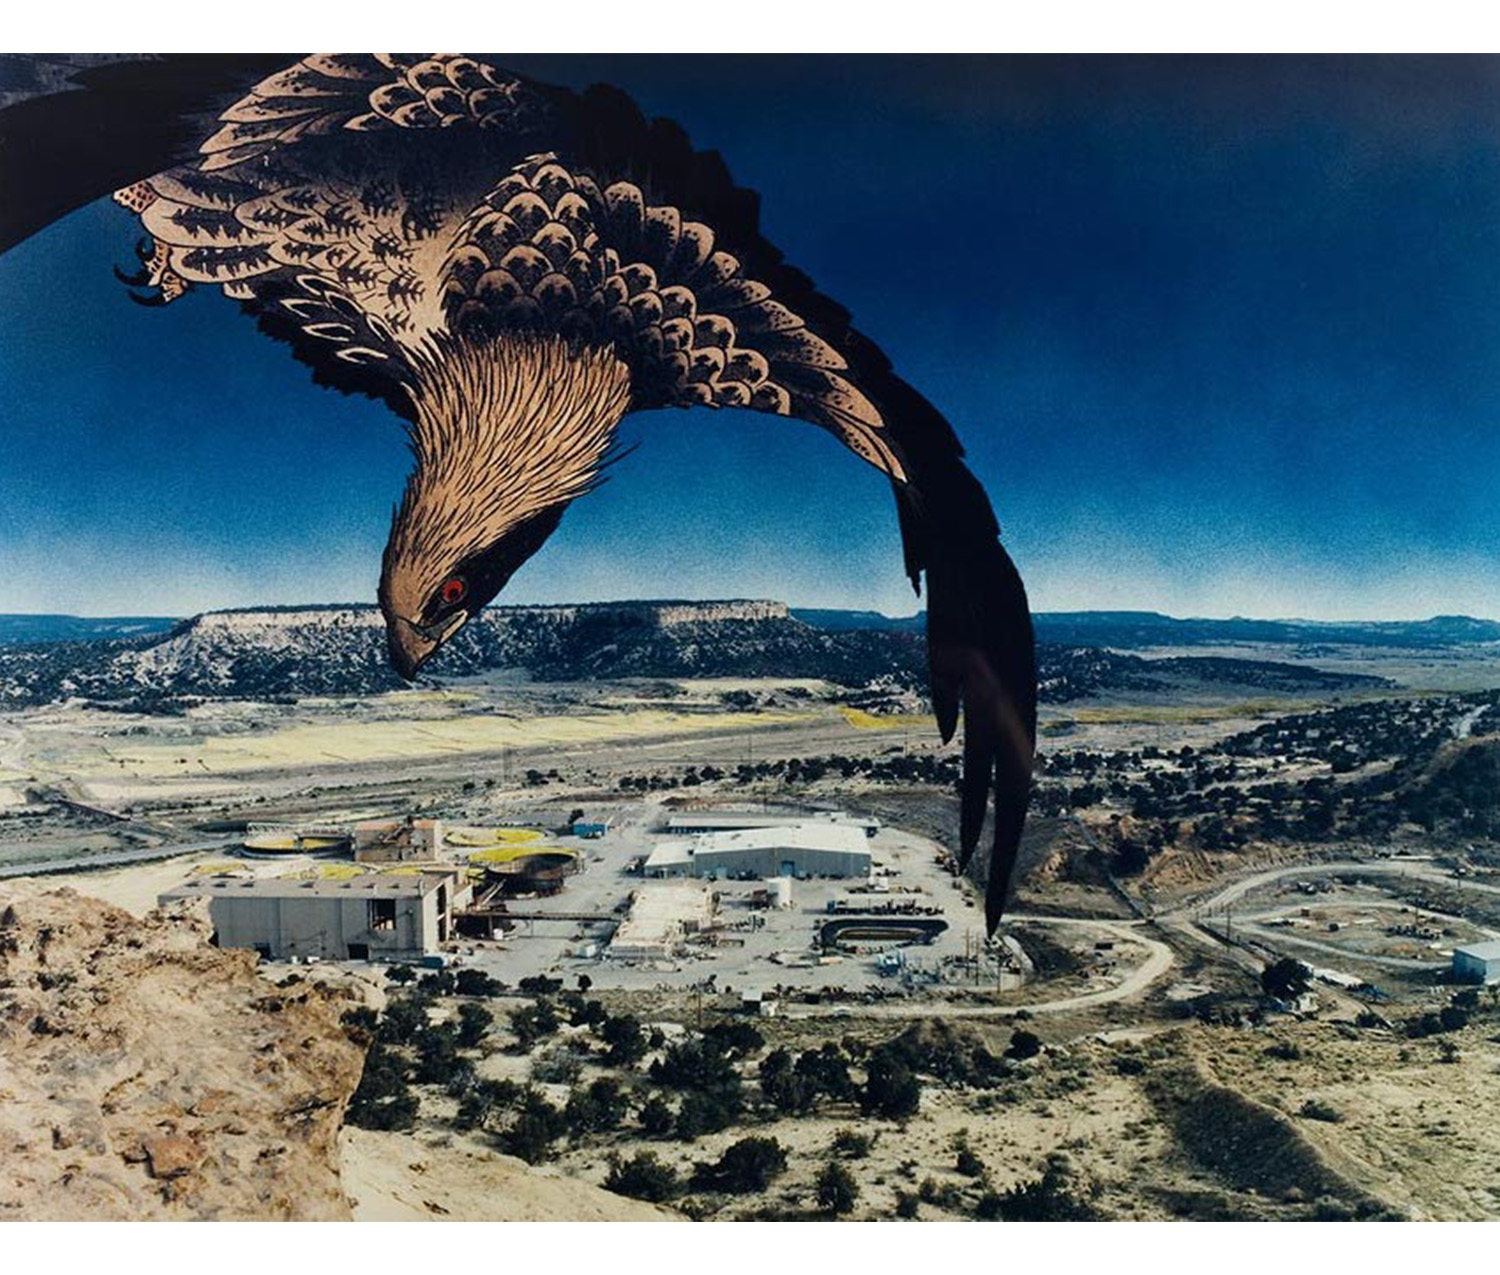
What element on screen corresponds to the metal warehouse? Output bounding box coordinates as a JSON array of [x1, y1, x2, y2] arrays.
[[643, 823, 873, 880], [1453, 938, 1500, 984], [159, 871, 463, 962], [666, 810, 879, 837]]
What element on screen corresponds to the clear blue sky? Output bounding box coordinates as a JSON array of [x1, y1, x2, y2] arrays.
[[2, 54, 1499, 620]]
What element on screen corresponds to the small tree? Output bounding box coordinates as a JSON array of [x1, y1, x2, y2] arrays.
[[455, 968, 502, 997], [673, 1090, 735, 1140], [816, 1161, 860, 1215], [993, 1160, 1099, 1221], [1005, 1029, 1043, 1061], [455, 1076, 524, 1131], [345, 1044, 418, 1131], [1261, 957, 1312, 1002], [693, 1136, 788, 1194], [565, 1077, 629, 1135], [509, 998, 560, 1050], [501, 1091, 567, 1163], [378, 997, 428, 1045], [340, 1005, 378, 1045], [759, 1047, 811, 1114], [570, 998, 608, 1029], [831, 1129, 872, 1159], [797, 1042, 856, 1102], [601, 1013, 648, 1067], [638, 1095, 675, 1138], [413, 1024, 463, 1085], [861, 1047, 921, 1120], [457, 1002, 493, 1048], [703, 1020, 764, 1058], [952, 1129, 985, 1177], [604, 1152, 680, 1203]]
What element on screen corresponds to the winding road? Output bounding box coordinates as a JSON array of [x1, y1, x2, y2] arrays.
[[781, 913, 1176, 1021]]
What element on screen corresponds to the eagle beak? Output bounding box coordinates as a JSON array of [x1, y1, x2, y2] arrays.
[[386, 612, 469, 681]]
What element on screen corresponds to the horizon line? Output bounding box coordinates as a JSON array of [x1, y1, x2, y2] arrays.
[[3, 600, 1497, 627]]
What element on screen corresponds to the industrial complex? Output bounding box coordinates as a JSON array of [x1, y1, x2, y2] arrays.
[[153, 803, 987, 990]]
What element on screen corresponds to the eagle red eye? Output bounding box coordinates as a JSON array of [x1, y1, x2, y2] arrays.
[[440, 577, 466, 606]]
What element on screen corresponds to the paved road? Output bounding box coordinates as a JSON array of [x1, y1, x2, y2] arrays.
[[0, 837, 240, 880]]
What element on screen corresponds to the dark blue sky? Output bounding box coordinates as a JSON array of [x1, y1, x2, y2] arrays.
[[3, 54, 1499, 619]]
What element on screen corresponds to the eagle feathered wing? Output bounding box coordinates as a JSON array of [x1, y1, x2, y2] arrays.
[[0, 53, 1036, 928], [525, 84, 1039, 928]]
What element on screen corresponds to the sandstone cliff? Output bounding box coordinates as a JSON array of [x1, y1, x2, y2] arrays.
[[0, 890, 366, 1220]]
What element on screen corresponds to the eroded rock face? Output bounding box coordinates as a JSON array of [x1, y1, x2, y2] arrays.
[[0, 890, 366, 1220]]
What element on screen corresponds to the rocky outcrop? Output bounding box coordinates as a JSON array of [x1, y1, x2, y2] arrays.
[[0, 890, 367, 1220], [0, 600, 926, 705], [0, 599, 1389, 710]]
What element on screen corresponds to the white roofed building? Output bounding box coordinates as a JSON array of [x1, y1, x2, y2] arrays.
[[643, 823, 872, 880], [1453, 939, 1500, 984]]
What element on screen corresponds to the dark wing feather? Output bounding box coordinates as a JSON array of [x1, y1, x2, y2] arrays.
[[0, 54, 297, 253], [539, 86, 1038, 929]]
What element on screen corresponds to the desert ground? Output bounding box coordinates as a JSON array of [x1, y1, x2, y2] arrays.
[[5, 649, 1500, 1220]]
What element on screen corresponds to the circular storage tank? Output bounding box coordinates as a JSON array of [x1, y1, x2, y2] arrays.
[[476, 849, 580, 897], [447, 827, 544, 848], [769, 876, 794, 910], [241, 830, 350, 857]]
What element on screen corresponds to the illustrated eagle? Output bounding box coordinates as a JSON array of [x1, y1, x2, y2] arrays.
[[0, 54, 1037, 930]]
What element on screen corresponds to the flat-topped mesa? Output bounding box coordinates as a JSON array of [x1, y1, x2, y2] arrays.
[[180, 599, 790, 635], [87, 598, 823, 700], [481, 600, 791, 628]]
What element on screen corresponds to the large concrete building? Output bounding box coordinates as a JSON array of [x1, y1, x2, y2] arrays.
[[643, 823, 873, 880], [159, 871, 462, 962], [1453, 939, 1500, 984]]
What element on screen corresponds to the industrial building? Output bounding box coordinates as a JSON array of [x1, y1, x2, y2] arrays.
[[159, 870, 464, 962], [608, 882, 714, 960], [666, 810, 879, 837], [643, 823, 873, 880], [1452, 939, 1500, 984], [354, 817, 444, 863]]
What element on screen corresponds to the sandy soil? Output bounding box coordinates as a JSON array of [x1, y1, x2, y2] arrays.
[[0, 890, 369, 1221], [339, 1127, 677, 1221], [1192, 1018, 1500, 1220]]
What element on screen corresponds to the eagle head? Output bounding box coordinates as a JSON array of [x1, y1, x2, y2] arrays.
[[378, 333, 632, 680]]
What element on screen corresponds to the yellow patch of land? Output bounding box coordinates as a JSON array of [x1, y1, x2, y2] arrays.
[[445, 827, 544, 847], [1059, 699, 1305, 725], [467, 845, 577, 865], [839, 706, 936, 731], [67, 709, 810, 778]]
